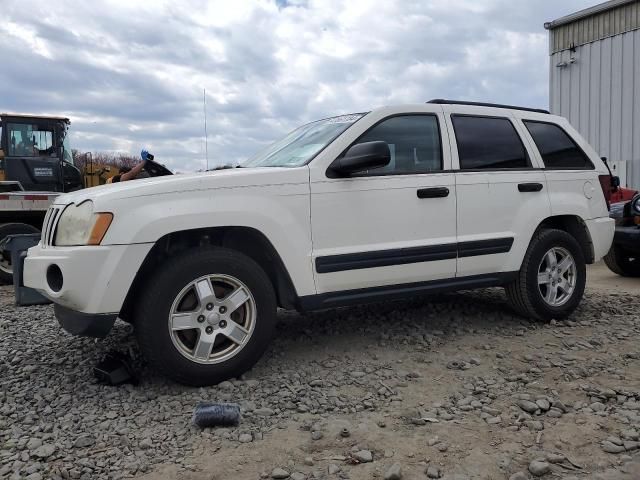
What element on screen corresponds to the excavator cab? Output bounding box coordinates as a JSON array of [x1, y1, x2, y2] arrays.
[[0, 114, 83, 192]]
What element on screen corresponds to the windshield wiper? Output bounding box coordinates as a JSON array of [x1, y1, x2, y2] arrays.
[[209, 164, 242, 171]]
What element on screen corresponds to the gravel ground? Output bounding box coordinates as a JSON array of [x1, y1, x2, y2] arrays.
[[1, 263, 640, 480]]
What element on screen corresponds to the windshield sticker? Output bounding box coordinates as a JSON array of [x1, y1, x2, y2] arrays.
[[325, 114, 364, 124]]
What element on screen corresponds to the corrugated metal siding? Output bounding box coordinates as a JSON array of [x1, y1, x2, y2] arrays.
[[549, 28, 640, 188], [550, 0, 640, 53]]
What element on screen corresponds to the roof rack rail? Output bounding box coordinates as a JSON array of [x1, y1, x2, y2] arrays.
[[427, 99, 550, 115]]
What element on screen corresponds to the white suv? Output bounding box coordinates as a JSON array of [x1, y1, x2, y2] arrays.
[[23, 100, 615, 386]]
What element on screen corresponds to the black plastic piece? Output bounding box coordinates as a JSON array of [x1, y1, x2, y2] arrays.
[[297, 272, 518, 311], [457, 237, 514, 258], [427, 99, 550, 115], [316, 243, 457, 273], [518, 182, 544, 192], [93, 351, 139, 386], [417, 187, 449, 198], [192, 403, 241, 428], [327, 141, 390, 177], [54, 304, 117, 338]]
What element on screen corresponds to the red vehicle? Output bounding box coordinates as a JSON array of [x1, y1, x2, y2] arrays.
[[610, 186, 638, 204]]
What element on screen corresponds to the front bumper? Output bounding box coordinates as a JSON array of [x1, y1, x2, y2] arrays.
[[23, 242, 153, 317], [613, 225, 640, 253], [54, 304, 117, 338]]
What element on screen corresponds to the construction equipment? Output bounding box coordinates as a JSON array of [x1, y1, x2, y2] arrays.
[[0, 113, 83, 192], [0, 113, 84, 283], [0, 113, 172, 284]]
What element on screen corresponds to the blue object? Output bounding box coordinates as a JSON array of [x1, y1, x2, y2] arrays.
[[140, 149, 149, 161]]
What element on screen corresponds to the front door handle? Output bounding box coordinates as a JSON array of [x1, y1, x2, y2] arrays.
[[518, 182, 543, 192], [417, 187, 449, 199]]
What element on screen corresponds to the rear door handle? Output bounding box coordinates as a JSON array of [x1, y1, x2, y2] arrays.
[[417, 187, 449, 199], [518, 182, 543, 192]]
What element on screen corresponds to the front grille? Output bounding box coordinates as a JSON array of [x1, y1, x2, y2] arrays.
[[42, 206, 62, 247]]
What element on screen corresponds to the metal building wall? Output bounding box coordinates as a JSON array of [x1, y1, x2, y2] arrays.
[[549, 0, 640, 53], [549, 27, 640, 188]]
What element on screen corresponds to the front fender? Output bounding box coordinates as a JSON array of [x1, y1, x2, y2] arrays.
[[101, 184, 315, 296]]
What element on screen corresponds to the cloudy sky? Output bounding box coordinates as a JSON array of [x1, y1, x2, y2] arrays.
[[1, 0, 595, 171]]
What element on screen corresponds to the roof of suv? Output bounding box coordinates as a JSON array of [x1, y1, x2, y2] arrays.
[[427, 99, 550, 115]]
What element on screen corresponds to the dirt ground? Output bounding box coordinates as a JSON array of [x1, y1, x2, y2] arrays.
[[2, 262, 639, 480], [138, 263, 640, 480]]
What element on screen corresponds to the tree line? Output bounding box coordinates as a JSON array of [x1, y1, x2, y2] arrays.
[[71, 149, 140, 173]]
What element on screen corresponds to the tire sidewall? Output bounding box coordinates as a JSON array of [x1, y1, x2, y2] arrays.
[[136, 249, 276, 385], [525, 231, 586, 320], [609, 246, 640, 277], [0, 223, 40, 284]]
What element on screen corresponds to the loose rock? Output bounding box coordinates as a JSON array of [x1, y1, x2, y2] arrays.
[[272, 468, 290, 479], [384, 463, 402, 480], [528, 460, 551, 477], [354, 450, 373, 463]]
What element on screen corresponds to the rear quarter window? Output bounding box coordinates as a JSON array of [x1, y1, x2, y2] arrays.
[[523, 120, 594, 170]]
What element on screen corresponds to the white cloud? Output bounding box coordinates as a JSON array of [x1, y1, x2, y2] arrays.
[[1, 0, 594, 171]]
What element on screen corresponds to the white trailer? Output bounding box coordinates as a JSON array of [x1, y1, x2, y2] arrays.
[[0, 189, 59, 283]]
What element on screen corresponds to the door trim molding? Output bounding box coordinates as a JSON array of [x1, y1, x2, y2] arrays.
[[315, 237, 514, 273], [457, 237, 514, 258], [315, 244, 457, 273]]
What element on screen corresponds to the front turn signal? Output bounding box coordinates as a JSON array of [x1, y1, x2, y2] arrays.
[[88, 213, 114, 245]]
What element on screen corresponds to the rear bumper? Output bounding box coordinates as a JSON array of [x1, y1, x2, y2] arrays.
[[613, 225, 640, 253], [54, 304, 117, 338], [585, 217, 615, 261]]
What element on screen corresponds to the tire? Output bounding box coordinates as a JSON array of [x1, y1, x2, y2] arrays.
[[0, 223, 40, 285], [506, 228, 586, 321], [134, 246, 277, 386], [603, 246, 640, 277]]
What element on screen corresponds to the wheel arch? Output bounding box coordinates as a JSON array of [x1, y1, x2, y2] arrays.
[[119, 226, 299, 322], [535, 215, 594, 264]]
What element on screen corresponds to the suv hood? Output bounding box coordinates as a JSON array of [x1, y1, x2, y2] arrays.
[[53, 166, 309, 206]]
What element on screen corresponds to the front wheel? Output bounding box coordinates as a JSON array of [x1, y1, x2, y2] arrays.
[[506, 229, 586, 321], [135, 247, 277, 386], [603, 246, 640, 277]]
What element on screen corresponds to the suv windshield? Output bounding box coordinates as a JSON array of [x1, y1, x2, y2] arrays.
[[241, 113, 365, 168]]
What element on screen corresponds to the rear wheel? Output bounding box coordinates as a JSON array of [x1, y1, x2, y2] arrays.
[[0, 223, 40, 285], [603, 246, 640, 277], [506, 229, 586, 321], [135, 246, 277, 386]]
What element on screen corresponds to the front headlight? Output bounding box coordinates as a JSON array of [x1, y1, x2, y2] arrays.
[[54, 201, 113, 246]]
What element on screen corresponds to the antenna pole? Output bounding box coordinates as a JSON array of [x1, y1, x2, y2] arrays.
[[203, 88, 208, 171]]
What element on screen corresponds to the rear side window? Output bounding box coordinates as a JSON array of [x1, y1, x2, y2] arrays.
[[524, 120, 594, 169], [452, 115, 529, 170]]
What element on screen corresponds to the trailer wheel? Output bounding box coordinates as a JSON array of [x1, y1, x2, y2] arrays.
[[0, 223, 40, 285]]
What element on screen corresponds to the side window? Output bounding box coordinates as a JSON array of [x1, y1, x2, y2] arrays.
[[524, 120, 594, 169], [353, 115, 442, 175], [452, 115, 529, 170]]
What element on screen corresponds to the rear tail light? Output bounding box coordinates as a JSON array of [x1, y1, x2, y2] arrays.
[[598, 174, 613, 209]]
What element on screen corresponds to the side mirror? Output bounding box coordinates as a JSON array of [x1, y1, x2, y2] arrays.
[[329, 141, 391, 177]]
